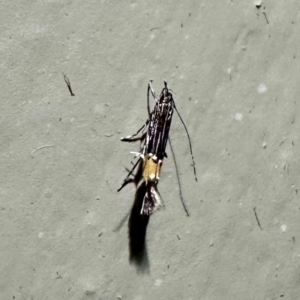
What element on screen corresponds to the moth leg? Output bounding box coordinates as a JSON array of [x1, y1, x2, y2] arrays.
[[121, 159, 144, 189], [123, 132, 146, 172], [117, 158, 143, 192], [121, 132, 146, 143], [120, 137, 147, 191], [117, 178, 136, 192], [121, 121, 149, 141]]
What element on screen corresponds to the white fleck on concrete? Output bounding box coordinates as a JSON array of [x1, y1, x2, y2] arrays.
[[281, 224, 287, 232], [258, 83, 267, 94]]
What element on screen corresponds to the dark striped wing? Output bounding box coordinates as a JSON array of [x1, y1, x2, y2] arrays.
[[146, 88, 174, 161]]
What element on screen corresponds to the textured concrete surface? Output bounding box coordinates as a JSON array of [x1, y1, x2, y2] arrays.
[[1, 1, 300, 299]]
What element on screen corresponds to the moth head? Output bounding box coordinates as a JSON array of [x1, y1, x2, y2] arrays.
[[160, 81, 171, 99]]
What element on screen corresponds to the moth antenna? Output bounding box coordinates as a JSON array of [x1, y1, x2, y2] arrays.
[[168, 136, 190, 217], [148, 80, 158, 104], [173, 102, 198, 182], [165, 82, 175, 95], [147, 81, 151, 117]]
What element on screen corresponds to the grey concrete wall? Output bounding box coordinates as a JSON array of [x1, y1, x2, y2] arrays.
[[1, 1, 300, 299]]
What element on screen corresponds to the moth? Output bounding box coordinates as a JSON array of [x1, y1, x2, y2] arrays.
[[118, 81, 197, 264]]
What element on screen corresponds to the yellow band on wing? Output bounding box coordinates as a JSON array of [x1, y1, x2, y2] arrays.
[[143, 156, 161, 182]]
